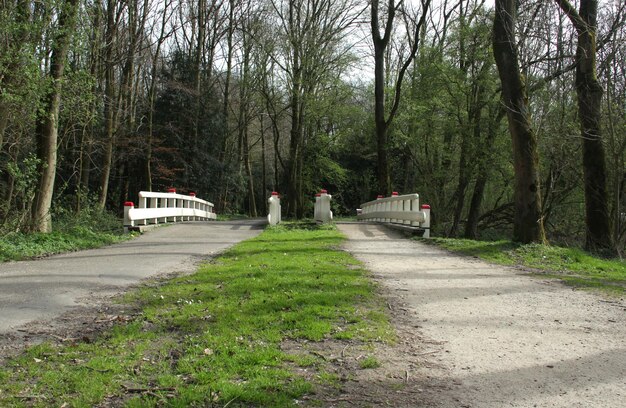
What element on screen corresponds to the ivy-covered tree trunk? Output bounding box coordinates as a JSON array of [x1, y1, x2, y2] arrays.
[[493, 0, 546, 244], [31, 0, 80, 232]]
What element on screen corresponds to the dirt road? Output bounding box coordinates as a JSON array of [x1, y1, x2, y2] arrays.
[[338, 223, 625, 408], [0, 220, 264, 335]]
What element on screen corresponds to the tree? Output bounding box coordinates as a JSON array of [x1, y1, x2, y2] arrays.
[[97, 0, 121, 210], [493, 0, 546, 243], [31, 0, 80, 232], [555, 0, 614, 254], [270, 0, 360, 217], [370, 0, 430, 195], [145, 0, 175, 191]]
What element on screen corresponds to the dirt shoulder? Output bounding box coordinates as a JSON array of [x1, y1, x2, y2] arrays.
[[335, 223, 626, 408]]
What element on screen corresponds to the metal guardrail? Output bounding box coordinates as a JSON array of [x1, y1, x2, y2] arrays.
[[124, 189, 216, 231]]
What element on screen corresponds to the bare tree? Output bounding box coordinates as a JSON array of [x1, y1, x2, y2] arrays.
[[145, 0, 175, 191], [370, 0, 430, 195], [98, 0, 124, 210], [271, 0, 360, 216]]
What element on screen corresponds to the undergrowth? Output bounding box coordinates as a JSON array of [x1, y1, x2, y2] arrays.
[[0, 209, 128, 262]]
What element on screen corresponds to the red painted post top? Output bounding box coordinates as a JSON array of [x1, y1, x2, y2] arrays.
[[124, 201, 134, 207], [392, 192, 399, 196], [376, 195, 384, 199], [167, 188, 176, 193], [421, 204, 431, 209], [315, 193, 321, 197], [320, 189, 328, 194], [271, 191, 279, 196], [189, 192, 196, 197]]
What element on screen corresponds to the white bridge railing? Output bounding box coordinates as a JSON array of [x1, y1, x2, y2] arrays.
[[267, 191, 281, 226], [124, 189, 216, 231], [357, 192, 431, 237], [314, 189, 333, 223]]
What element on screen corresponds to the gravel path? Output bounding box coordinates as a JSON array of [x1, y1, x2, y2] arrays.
[[338, 223, 626, 408]]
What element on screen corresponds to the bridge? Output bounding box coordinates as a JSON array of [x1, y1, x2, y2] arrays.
[[1, 189, 431, 335], [0, 192, 624, 407]]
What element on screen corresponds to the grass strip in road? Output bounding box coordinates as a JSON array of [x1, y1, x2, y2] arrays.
[[426, 238, 626, 294], [0, 223, 392, 407]]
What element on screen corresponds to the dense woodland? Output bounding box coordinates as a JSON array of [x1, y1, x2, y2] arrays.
[[0, 0, 625, 254]]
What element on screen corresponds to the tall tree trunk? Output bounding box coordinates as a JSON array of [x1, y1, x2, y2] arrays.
[[260, 115, 267, 214], [285, 50, 303, 217], [371, 0, 430, 196], [77, 0, 102, 211], [493, 0, 546, 244], [449, 142, 471, 237], [217, 0, 235, 212], [0, 102, 9, 155], [0, 107, 10, 171], [373, 40, 391, 195], [464, 109, 504, 239], [555, 0, 613, 254], [193, 0, 206, 151], [243, 130, 257, 217], [98, 0, 118, 210], [32, 0, 80, 232], [371, 0, 394, 195], [238, 27, 256, 217], [145, 1, 172, 192]]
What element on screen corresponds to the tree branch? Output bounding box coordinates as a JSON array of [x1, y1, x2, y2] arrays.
[[386, 0, 431, 126], [553, 0, 586, 32]]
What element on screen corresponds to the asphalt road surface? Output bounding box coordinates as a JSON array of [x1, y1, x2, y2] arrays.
[[0, 220, 264, 334]]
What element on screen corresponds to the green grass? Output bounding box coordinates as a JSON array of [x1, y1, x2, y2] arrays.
[[0, 226, 130, 262], [0, 209, 130, 262], [215, 213, 251, 221], [0, 223, 392, 407], [358, 356, 380, 369], [426, 237, 626, 294]]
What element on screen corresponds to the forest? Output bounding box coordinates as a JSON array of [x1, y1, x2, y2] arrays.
[[0, 0, 625, 255]]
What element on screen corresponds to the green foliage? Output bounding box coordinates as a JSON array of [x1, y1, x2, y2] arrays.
[[0, 226, 127, 262], [387, 7, 510, 237], [0, 204, 127, 261], [0, 154, 41, 231], [426, 237, 626, 293], [6, 153, 40, 201], [0, 224, 393, 407], [59, 69, 97, 127], [151, 51, 225, 200]]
